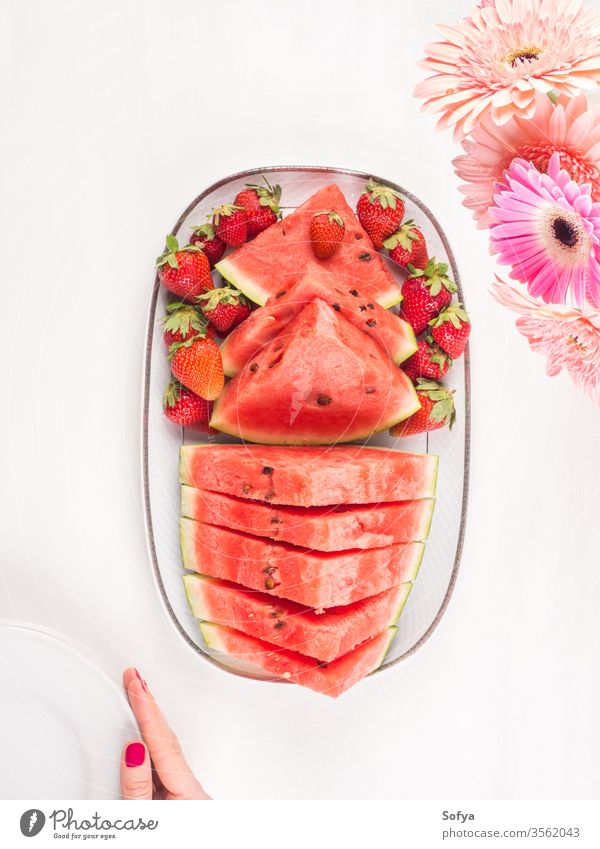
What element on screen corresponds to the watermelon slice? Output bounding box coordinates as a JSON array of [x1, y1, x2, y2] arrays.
[[216, 184, 402, 308], [220, 265, 417, 376], [179, 444, 439, 507], [200, 621, 397, 697], [184, 574, 412, 662], [181, 486, 435, 550], [210, 299, 420, 444], [180, 518, 424, 608]]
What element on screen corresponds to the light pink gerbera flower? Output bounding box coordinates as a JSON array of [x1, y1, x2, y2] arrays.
[[489, 153, 600, 307], [415, 0, 600, 140], [453, 93, 600, 228], [492, 276, 600, 405]]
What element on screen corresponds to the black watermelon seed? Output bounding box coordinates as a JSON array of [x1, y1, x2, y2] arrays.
[[359, 252, 372, 261], [263, 565, 277, 575], [359, 305, 367, 311], [349, 289, 359, 296], [332, 303, 340, 311], [367, 303, 375, 309], [275, 290, 287, 298], [274, 620, 286, 630], [262, 466, 273, 475], [249, 362, 259, 372], [366, 319, 377, 327], [317, 395, 332, 406], [354, 233, 363, 240]]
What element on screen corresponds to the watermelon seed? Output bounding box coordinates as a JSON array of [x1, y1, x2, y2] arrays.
[[262, 466, 274, 475], [242, 484, 252, 494], [366, 319, 377, 327], [270, 516, 281, 524], [359, 252, 372, 261], [332, 303, 340, 311], [349, 289, 359, 296], [270, 608, 283, 617], [263, 566, 277, 575], [354, 233, 363, 240], [365, 387, 376, 394], [274, 620, 286, 630], [317, 395, 332, 406], [265, 577, 276, 590], [249, 363, 259, 372], [275, 290, 287, 299], [359, 305, 367, 311], [367, 303, 375, 309]]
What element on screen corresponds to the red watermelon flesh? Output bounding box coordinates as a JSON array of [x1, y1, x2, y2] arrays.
[[200, 621, 397, 697], [179, 444, 438, 507], [181, 486, 434, 550], [220, 265, 416, 376], [210, 299, 420, 444], [180, 518, 424, 608], [215, 184, 402, 308], [184, 574, 411, 662]]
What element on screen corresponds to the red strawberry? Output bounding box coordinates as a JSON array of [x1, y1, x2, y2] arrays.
[[390, 379, 455, 437], [189, 223, 226, 268], [161, 302, 213, 349], [310, 210, 345, 259], [234, 177, 282, 238], [384, 220, 428, 270], [169, 335, 224, 401], [212, 204, 248, 248], [429, 304, 471, 359], [356, 180, 405, 249], [402, 339, 451, 382], [163, 379, 216, 432], [400, 258, 457, 335], [156, 235, 213, 300], [197, 287, 251, 335]]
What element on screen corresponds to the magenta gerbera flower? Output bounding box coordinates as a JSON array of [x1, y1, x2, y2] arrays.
[[489, 153, 600, 307]]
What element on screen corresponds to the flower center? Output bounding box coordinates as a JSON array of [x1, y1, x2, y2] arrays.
[[553, 217, 578, 248], [566, 334, 587, 351], [505, 46, 542, 67]]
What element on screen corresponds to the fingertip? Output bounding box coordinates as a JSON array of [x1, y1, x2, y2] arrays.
[[123, 739, 147, 768]]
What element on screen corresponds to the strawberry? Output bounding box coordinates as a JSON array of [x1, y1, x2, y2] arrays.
[[161, 302, 213, 349], [169, 335, 224, 401], [400, 258, 457, 335], [212, 204, 248, 248], [197, 287, 251, 335], [163, 379, 216, 432], [234, 177, 282, 238], [356, 180, 405, 249], [189, 223, 226, 268], [402, 339, 451, 382], [310, 210, 345, 259], [384, 220, 428, 270], [156, 235, 213, 300], [390, 379, 455, 437], [429, 304, 471, 359]]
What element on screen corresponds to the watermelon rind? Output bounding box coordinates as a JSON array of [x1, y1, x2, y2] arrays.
[[199, 620, 226, 652], [216, 256, 402, 311], [387, 583, 413, 627], [373, 626, 398, 671]]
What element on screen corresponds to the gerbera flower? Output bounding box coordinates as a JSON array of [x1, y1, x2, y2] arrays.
[[415, 0, 600, 140], [453, 93, 600, 228], [491, 276, 600, 405], [489, 153, 600, 308]]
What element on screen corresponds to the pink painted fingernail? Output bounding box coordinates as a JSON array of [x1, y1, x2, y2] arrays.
[[125, 742, 146, 768]]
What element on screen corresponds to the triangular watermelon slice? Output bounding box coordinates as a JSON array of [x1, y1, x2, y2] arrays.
[[220, 264, 416, 376], [216, 184, 402, 308], [210, 299, 420, 444], [200, 621, 397, 697], [184, 573, 412, 662]]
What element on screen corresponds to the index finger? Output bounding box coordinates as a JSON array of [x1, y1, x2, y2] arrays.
[[123, 668, 209, 800]]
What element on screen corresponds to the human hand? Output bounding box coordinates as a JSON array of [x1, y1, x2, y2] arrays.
[[120, 667, 211, 800]]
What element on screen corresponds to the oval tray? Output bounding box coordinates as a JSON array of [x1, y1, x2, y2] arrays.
[[142, 166, 470, 684]]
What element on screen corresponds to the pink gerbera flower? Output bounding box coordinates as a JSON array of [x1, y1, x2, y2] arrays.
[[492, 276, 600, 405], [453, 93, 600, 228], [489, 153, 600, 307], [415, 0, 600, 140]]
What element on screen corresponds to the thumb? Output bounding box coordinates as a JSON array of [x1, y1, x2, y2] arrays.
[[120, 740, 153, 800]]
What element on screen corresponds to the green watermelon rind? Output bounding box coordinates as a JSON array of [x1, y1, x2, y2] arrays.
[[387, 583, 413, 627], [216, 256, 403, 310], [209, 384, 422, 446], [373, 626, 398, 671]]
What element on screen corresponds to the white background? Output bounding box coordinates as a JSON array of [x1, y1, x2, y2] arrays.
[[1, 0, 599, 801]]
